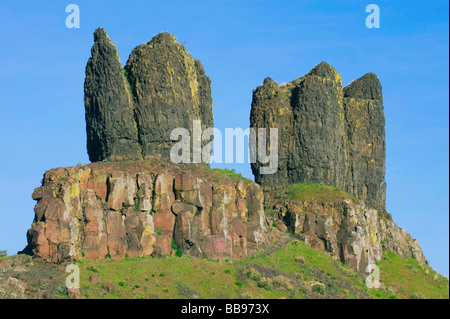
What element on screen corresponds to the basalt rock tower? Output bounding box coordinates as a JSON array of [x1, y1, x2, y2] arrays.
[[84, 28, 214, 163], [22, 33, 428, 274], [250, 62, 386, 211]]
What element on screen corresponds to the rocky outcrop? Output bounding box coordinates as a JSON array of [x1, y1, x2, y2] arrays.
[[23, 33, 428, 276], [343, 73, 386, 211], [23, 161, 268, 262], [125, 32, 214, 162], [84, 28, 214, 163], [84, 28, 141, 162], [250, 62, 386, 211], [22, 160, 427, 273], [22, 158, 427, 273], [265, 188, 426, 272]]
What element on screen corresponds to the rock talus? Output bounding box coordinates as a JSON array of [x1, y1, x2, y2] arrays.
[[266, 193, 426, 272]]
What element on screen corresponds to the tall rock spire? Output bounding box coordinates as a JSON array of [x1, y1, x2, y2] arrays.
[[343, 73, 386, 210], [124, 32, 213, 162], [84, 27, 141, 162], [250, 63, 386, 211], [251, 62, 346, 191], [84, 28, 214, 164]]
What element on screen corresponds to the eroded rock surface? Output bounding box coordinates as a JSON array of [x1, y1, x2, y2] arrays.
[[125, 32, 214, 162], [251, 62, 386, 211], [24, 161, 268, 262], [84, 28, 213, 164], [84, 28, 141, 162], [23, 160, 427, 274], [265, 188, 426, 272]]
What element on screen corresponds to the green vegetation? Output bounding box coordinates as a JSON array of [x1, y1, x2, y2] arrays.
[[1, 241, 446, 299], [171, 240, 183, 258], [68, 240, 447, 299], [73, 240, 363, 299], [87, 266, 98, 273], [312, 284, 325, 295], [54, 286, 66, 296], [73, 258, 83, 264], [284, 183, 359, 202], [212, 168, 247, 181], [0, 250, 7, 257], [378, 251, 449, 299]]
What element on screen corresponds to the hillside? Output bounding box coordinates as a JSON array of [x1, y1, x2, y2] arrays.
[[0, 239, 447, 299]]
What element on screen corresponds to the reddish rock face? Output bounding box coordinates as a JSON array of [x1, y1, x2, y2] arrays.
[[23, 160, 427, 274], [24, 161, 269, 262]]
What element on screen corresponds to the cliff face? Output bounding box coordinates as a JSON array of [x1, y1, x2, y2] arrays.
[[23, 161, 426, 273], [265, 187, 426, 272], [84, 28, 141, 162], [22, 30, 428, 275], [125, 33, 214, 162], [84, 28, 213, 163], [343, 73, 386, 211], [250, 62, 386, 211], [24, 161, 268, 262]]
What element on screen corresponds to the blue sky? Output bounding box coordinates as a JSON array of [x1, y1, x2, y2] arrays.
[[0, 1, 448, 276]]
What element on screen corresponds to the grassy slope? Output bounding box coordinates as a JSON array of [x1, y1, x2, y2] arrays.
[[284, 183, 359, 203], [378, 251, 448, 299], [208, 168, 249, 181], [0, 239, 447, 299], [69, 240, 447, 299]]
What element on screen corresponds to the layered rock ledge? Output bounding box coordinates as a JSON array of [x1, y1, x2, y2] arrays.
[[23, 161, 268, 262], [22, 160, 426, 274], [264, 185, 426, 272]]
